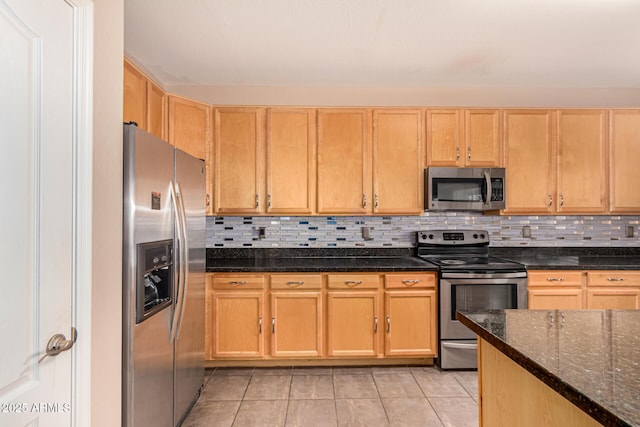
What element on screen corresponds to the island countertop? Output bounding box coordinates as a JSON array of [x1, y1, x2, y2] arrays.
[[457, 309, 640, 427]]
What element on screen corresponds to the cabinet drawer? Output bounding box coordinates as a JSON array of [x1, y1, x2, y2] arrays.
[[528, 271, 584, 287], [270, 274, 323, 289], [211, 274, 265, 289], [588, 271, 640, 287], [385, 273, 436, 289], [327, 274, 380, 289]]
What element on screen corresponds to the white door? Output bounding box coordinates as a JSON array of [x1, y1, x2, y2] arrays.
[[0, 0, 90, 425]]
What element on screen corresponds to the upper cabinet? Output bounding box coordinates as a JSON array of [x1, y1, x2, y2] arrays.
[[503, 110, 556, 214], [123, 59, 166, 139], [317, 109, 372, 214], [505, 109, 608, 215], [167, 95, 210, 160], [609, 110, 640, 213], [123, 60, 146, 129], [266, 108, 316, 215], [372, 109, 424, 214], [213, 108, 265, 214], [426, 109, 501, 167], [556, 110, 607, 214]]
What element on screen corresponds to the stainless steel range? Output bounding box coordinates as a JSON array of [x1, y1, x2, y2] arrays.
[[417, 230, 527, 370]]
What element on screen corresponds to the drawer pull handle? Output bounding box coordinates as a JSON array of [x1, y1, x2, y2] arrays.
[[402, 279, 421, 286], [259, 317, 262, 334], [386, 316, 391, 333], [546, 278, 564, 282], [287, 281, 305, 286], [374, 316, 378, 333], [345, 280, 363, 286], [607, 278, 624, 282], [272, 317, 275, 334], [229, 280, 248, 285]]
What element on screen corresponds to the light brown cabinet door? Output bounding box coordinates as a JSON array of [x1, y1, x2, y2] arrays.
[[426, 109, 501, 167], [556, 110, 607, 214], [123, 59, 146, 129], [587, 288, 640, 309], [210, 291, 264, 358], [266, 109, 316, 214], [146, 79, 166, 140], [270, 291, 322, 357], [373, 109, 424, 214], [609, 110, 640, 213], [426, 109, 462, 166], [503, 110, 556, 214], [384, 290, 436, 356], [528, 288, 584, 310], [317, 109, 372, 214], [213, 108, 265, 214], [326, 291, 380, 357], [465, 109, 502, 167], [167, 95, 210, 160], [527, 270, 585, 309]]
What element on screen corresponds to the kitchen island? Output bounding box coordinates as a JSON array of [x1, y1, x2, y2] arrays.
[[457, 309, 640, 427]]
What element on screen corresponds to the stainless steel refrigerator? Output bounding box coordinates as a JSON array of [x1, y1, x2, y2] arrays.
[[122, 123, 205, 426]]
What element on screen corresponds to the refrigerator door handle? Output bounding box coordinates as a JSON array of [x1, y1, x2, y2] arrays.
[[174, 181, 190, 340], [169, 180, 183, 343]]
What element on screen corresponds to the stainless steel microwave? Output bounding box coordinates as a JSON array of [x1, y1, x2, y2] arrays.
[[425, 167, 506, 211]]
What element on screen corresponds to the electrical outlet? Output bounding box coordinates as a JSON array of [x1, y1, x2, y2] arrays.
[[626, 226, 634, 238], [522, 226, 531, 238]]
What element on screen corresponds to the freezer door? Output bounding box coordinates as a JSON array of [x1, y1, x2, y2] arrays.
[[123, 124, 177, 427], [173, 149, 206, 424]]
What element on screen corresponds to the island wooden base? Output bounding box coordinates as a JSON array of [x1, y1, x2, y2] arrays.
[[478, 338, 601, 427]]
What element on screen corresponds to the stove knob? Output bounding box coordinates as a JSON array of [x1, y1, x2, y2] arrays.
[[428, 234, 435, 240], [473, 234, 478, 239], [480, 233, 485, 239]]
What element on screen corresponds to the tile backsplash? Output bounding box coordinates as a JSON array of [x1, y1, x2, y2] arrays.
[[207, 214, 640, 248]]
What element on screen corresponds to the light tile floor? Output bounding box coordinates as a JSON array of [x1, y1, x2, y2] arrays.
[[182, 366, 478, 427]]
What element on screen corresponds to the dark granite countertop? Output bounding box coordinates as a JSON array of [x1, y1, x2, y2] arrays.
[[206, 247, 640, 272], [491, 247, 640, 270], [457, 309, 640, 427], [206, 248, 438, 272]]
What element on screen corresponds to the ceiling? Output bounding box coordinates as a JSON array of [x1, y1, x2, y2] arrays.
[[124, 0, 640, 105]]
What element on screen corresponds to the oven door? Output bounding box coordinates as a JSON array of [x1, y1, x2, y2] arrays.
[[440, 272, 527, 340]]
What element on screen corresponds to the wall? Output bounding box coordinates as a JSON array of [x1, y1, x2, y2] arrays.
[[91, 0, 123, 425], [207, 214, 640, 248], [169, 85, 640, 108]]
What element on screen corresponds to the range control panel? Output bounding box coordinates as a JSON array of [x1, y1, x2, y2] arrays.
[[418, 230, 489, 246]]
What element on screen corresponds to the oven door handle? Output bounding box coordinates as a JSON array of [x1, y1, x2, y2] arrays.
[[441, 271, 527, 279], [441, 341, 478, 350]]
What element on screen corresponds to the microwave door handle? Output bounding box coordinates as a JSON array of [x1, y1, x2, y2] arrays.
[[483, 170, 492, 205]]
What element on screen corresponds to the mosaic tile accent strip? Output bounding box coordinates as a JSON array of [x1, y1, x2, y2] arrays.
[[206, 214, 640, 248]]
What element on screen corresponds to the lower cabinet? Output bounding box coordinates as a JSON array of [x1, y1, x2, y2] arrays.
[[527, 271, 585, 310], [206, 271, 438, 362], [528, 270, 640, 310], [206, 274, 266, 359], [586, 271, 640, 309], [384, 273, 437, 356], [270, 274, 323, 358], [327, 290, 380, 357]]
